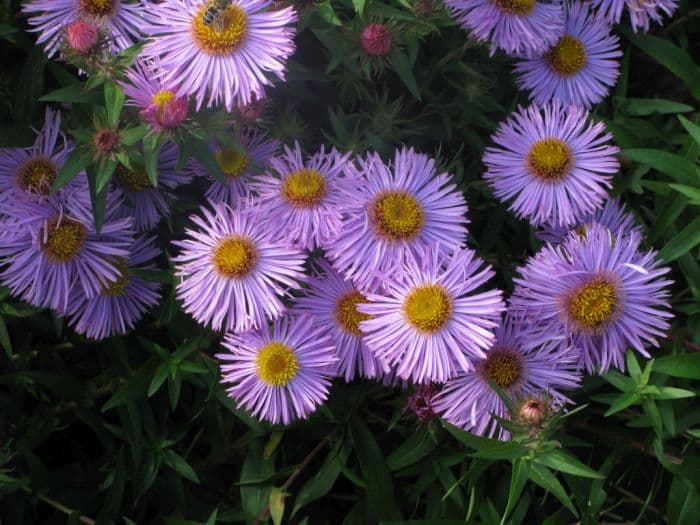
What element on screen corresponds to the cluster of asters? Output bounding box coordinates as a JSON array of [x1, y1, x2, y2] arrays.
[[10, 0, 676, 437]]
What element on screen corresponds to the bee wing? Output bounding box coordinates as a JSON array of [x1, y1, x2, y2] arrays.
[[214, 15, 225, 32]]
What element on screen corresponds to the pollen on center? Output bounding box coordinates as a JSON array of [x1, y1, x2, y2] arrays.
[[43, 217, 88, 263], [568, 276, 618, 330], [403, 284, 452, 333], [370, 190, 425, 241], [527, 138, 572, 181], [546, 35, 587, 77], [281, 168, 327, 208], [256, 341, 299, 386], [481, 347, 523, 389], [212, 234, 258, 278], [216, 148, 251, 180], [17, 157, 57, 195], [101, 257, 130, 296], [334, 289, 371, 335], [493, 0, 535, 16], [192, 3, 247, 56]]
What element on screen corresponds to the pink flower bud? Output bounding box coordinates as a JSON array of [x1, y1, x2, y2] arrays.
[[407, 384, 440, 421], [144, 90, 188, 129], [360, 24, 392, 56], [65, 19, 99, 54], [94, 129, 118, 153], [518, 398, 547, 426]]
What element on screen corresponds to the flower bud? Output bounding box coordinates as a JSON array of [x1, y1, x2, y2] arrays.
[[518, 398, 547, 427], [94, 129, 119, 153], [65, 19, 99, 54], [144, 90, 188, 129], [407, 384, 440, 421], [360, 24, 392, 56]]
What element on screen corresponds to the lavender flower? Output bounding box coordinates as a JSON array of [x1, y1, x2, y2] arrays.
[[172, 202, 306, 333], [435, 316, 581, 439], [186, 129, 280, 207], [66, 235, 162, 340], [514, 1, 622, 108], [510, 224, 673, 373], [483, 102, 619, 227], [327, 148, 469, 291], [23, 0, 143, 57], [113, 143, 193, 231], [217, 315, 337, 424], [444, 0, 565, 57], [590, 0, 678, 32], [253, 143, 356, 250], [359, 247, 505, 384], [293, 259, 389, 382], [140, 0, 297, 111]]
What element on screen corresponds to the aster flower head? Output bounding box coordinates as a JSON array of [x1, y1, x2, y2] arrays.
[[217, 315, 338, 424], [0, 108, 87, 206], [113, 143, 193, 231], [22, 0, 143, 57], [435, 316, 581, 439], [122, 61, 189, 133], [590, 0, 678, 32], [253, 143, 356, 250], [0, 196, 134, 312], [172, 202, 307, 333], [360, 23, 392, 56], [483, 102, 619, 227], [327, 148, 469, 291], [140, 0, 297, 112], [359, 247, 505, 384], [65, 235, 162, 340], [514, 1, 622, 108], [444, 0, 565, 57], [510, 224, 673, 373], [187, 129, 280, 206], [537, 197, 641, 244], [293, 259, 389, 382]]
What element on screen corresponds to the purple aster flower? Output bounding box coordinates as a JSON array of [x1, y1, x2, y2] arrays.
[[121, 60, 189, 133], [483, 102, 619, 227], [293, 259, 389, 382], [537, 197, 641, 244], [590, 0, 678, 32], [113, 143, 193, 231], [514, 1, 622, 108], [510, 224, 673, 373], [358, 247, 505, 384], [253, 143, 356, 250], [435, 316, 581, 439], [172, 202, 307, 333], [65, 235, 162, 340], [444, 0, 565, 57], [0, 108, 87, 207], [0, 196, 134, 312], [22, 0, 143, 57], [140, 0, 297, 111], [186, 128, 280, 206], [217, 315, 337, 424], [327, 148, 469, 291]]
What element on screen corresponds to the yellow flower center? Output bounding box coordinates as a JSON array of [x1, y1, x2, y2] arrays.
[[43, 218, 87, 263], [256, 341, 299, 386], [546, 35, 587, 77], [370, 191, 425, 241], [17, 157, 57, 194], [482, 347, 522, 388], [79, 0, 114, 16], [212, 235, 257, 278], [334, 290, 371, 335], [568, 277, 617, 329], [493, 0, 535, 15], [115, 163, 152, 193], [152, 90, 175, 121], [215, 148, 250, 180], [281, 168, 327, 208], [101, 258, 130, 296], [192, 3, 247, 56], [527, 138, 572, 181], [403, 284, 452, 333]]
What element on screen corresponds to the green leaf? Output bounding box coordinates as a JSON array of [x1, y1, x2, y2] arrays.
[[669, 184, 700, 205], [442, 422, 503, 451], [679, 115, 700, 147], [604, 391, 641, 416], [620, 149, 698, 183], [668, 476, 700, 525], [292, 441, 350, 517], [621, 28, 700, 100], [528, 463, 578, 517], [659, 217, 700, 263], [52, 147, 93, 193], [87, 163, 108, 234], [269, 487, 287, 525], [352, 0, 365, 15], [96, 157, 117, 194], [39, 83, 100, 104], [263, 431, 284, 460], [655, 353, 700, 379], [162, 450, 200, 484], [614, 97, 694, 116], [626, 350, 642, 382], [168, 374, 182, 411], [470, 442, 528, 461], [143, 134, 162, 187], [0, 316, 12, 358], [190, 138, 225, 182], [120, 124, 149, 146], [14, 46, 46, 124], [147, 363, 169, 397], [315, 1, 342, 25], [534, 450, 605, 479], [349, 414, 397, 521], [104, 82, 126, 127], [649, 386, 696, 400], [204, 509, 218, 525], [387, 432, 437, 471], [240, 442, 275, 521], [390, 52, 421, 101], [501, 459, 530, 525]]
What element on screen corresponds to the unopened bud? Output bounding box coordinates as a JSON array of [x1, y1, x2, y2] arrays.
[[518, 398, 547, 427], [65, 20, 99, 54], [360, 24, 392, 57], [94, 129, 119, 153]]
